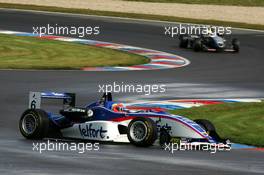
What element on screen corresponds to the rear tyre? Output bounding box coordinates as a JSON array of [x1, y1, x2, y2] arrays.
[[19, 109, 50, 139], [193, 39, 202, 52], [232, 38, 240, 52], [179, 35, 188, 48], [127, 117, 157, 147]]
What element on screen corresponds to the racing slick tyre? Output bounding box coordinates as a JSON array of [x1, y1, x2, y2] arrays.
[[232, 38, 240, 52], [19, 109, 51, 139], [194, 119, 227, 143], [127, 117, 158, 147], [179, 35, 188, 48], [194, 119, 216, 133], [193, 39, 202, 52]]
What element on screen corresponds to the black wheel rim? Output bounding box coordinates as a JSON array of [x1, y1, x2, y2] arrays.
[[130, 121, 147, 142], [22, 114, 37, 134]]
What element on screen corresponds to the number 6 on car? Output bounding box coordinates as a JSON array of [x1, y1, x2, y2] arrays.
[[29, 92, 41, 109]]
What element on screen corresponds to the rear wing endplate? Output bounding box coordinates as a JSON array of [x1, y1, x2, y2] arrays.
[[29, 92, 75, 109]]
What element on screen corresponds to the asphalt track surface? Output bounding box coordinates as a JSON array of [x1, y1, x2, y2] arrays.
[[0, 9, 264, 175]]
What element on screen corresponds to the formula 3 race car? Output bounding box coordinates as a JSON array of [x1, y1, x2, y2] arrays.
[[19, 92, 230, 148], [179, 32, 240, 53]]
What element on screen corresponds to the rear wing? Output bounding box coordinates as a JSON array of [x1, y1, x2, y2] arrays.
[[29, 92, 75, 109]]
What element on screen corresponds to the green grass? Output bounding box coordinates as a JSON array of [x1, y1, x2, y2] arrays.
[[0, 3, 264, 30], [170, 102, 264, 147], [0, 34, 148, 69], [126, 0, 264, 7]]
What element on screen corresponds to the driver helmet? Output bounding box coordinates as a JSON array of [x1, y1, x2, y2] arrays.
[[207, 26, 215, 36], [112, 103, 125, 112]]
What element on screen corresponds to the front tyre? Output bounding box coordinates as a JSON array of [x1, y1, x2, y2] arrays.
[[194, 119, 216, 133], [232, 38, 240, 52], [19, 109, 50, 139], [194, 119, 227, 143], [127, 117, 157, 147]]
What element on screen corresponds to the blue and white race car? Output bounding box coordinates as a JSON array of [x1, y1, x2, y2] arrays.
[[19, 92, 229, 147]]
